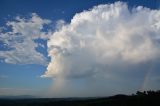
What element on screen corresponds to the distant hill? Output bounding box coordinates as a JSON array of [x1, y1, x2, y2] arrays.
[[0, 90, 160, 106]]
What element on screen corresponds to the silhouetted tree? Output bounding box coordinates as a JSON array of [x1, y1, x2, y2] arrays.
[[147, 90, 156, 95], [136, 91, 146, 96]]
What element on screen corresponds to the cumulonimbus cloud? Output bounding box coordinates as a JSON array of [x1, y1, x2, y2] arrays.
[[43, 2, 160, 78]]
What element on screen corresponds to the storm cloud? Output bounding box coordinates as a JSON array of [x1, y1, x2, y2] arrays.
[[41, 2, 160, 97]]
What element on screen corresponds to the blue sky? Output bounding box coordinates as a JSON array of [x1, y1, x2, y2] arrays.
[[0, 0, 160, 97]]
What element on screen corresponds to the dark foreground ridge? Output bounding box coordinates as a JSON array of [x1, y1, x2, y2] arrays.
[[0, 90, 160, 106]]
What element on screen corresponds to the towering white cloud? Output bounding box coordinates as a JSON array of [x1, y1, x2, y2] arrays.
[[43, 2, 160, 78], [0, 13, 51, 65], [41, 2, 160, 97]]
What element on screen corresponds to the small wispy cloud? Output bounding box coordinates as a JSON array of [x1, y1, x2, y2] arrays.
[[0, 13, 52, 65]]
